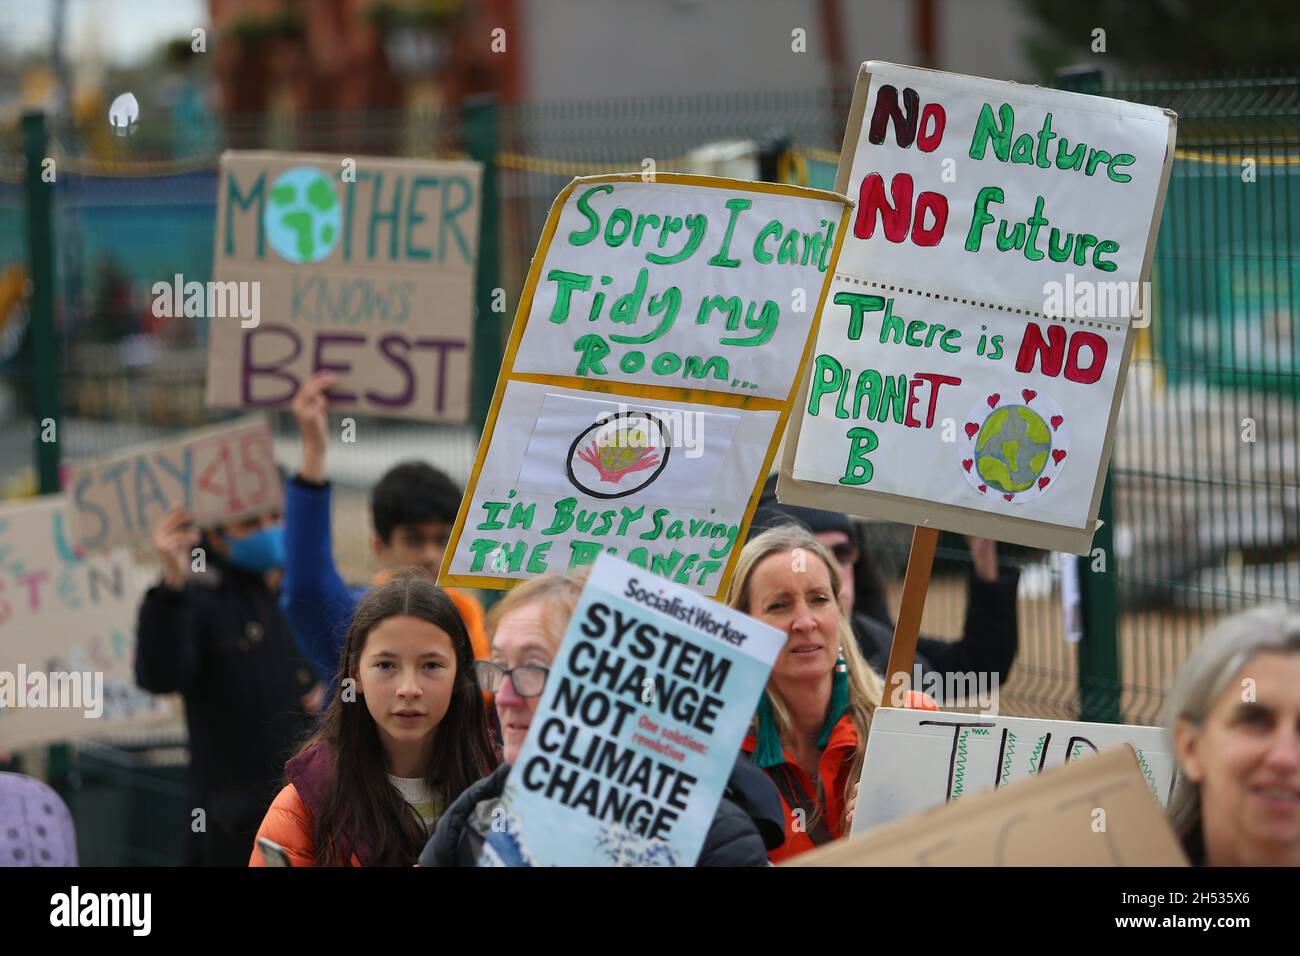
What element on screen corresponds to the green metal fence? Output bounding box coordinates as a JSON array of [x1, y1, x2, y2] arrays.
[[1, 73, 1297, 862], [1099, 73, 1299, 725]]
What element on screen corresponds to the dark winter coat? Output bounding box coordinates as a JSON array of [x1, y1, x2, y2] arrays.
[[135, 563, 316, 828], [419, 754, 784, 867]]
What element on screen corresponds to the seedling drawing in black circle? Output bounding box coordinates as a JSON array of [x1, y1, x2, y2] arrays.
[[566, 411, 671, 500]]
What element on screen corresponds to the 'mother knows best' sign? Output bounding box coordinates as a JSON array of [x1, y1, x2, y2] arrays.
[[207, 151, 482, 422]]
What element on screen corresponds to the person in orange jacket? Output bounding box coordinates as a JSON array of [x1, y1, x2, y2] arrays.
[[250, 573, 498, 866], [726, 523, 935, 863]]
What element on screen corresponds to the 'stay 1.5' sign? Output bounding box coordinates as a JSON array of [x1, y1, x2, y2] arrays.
[[68, 416, 283, 552]]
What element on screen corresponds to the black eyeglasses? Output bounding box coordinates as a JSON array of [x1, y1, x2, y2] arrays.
[[472, 660, 550, 698]]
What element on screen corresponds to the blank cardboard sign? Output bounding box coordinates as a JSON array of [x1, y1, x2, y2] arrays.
[[782, 745, 1188, 867]]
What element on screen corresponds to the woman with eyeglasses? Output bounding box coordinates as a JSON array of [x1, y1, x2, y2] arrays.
[[418, 572, 786, 866]]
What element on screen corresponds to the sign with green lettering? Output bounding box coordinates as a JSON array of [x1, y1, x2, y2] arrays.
[[206, 151, 481, 421], [442, 173, 852, 597], [781, 63, 1177, 554]]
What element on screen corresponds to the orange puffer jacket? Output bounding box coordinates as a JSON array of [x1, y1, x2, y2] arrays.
[[248, 744, 363, 867], [741, 693, 937, 863]]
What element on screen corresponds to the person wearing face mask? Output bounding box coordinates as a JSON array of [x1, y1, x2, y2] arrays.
[[135, 505, 322, 866]]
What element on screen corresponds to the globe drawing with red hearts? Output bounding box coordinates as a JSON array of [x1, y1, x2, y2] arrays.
[[958, 388, 1070, 505]]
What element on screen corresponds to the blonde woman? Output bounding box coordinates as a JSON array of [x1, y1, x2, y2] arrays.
[[1166, 605, 1300, 866], [419, 572, 784, 866], [726, 524, 937, 861]]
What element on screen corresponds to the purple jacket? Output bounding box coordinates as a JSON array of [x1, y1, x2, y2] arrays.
[[284, 744, 373, 865]]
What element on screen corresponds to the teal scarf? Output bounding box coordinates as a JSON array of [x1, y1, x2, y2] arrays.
[[752, 659, 850, 769]]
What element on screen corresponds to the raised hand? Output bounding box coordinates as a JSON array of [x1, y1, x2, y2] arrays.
[[965, 536, 999, 581], [291, 371, 339, 484], [153, 506, 200, 591]]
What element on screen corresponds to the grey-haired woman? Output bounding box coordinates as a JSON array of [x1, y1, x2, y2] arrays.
[[1166, 605, 1300, 866]]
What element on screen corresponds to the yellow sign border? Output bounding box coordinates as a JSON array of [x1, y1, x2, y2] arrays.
[[439, 171, 853, 599]]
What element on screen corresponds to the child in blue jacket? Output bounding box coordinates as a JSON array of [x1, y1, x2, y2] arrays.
[[280, 372, 489, 695]]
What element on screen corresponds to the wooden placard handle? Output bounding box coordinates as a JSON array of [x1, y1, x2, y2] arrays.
[[882, 526, 939, 706]]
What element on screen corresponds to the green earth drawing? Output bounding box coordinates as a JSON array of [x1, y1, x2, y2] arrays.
[[264, 166, 341, 263], [974, 404, 1052, 493]]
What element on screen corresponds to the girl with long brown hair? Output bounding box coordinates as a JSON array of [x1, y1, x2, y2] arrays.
[[251, 573, 498, 866]]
